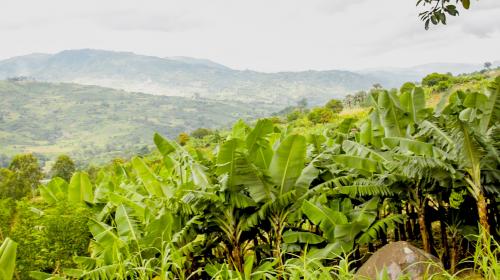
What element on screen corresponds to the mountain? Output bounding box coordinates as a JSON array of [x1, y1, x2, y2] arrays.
[[0, 80, 280, 166], [0, 49, 377, 106]]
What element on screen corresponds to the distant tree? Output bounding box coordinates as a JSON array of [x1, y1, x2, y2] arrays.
[[307, 107, 335, 124], [422, 72, 453, 87], [86, 165, 100, 183], [325, 99, 344, 114], [177, 133, 190, 146], [372, 83, 383, 90], [1, 154, 43, 199], [343, 94, 354, 108], [9, 154, 43, 191], [191, 128, 213, 139], [353, 91, 368, 107], [484, 62, 492, 70], [286, 109, 303, 122], [436, 80, 452, 92], [50, 155, 76, 182]]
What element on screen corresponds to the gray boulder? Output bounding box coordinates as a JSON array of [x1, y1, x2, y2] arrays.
[[355, 241, 443, 280]]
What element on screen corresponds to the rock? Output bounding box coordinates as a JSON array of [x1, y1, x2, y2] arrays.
[[355, 241, 443, 280]]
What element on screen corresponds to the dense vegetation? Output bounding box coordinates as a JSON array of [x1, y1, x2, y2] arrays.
[[0, 70, 498, 279]]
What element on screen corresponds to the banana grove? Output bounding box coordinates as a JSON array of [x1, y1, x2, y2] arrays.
[[1, 77, 499, 279]]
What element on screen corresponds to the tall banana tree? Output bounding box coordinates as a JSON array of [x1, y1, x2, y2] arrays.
[[419, 76, 500, 233], [360, 85, 454, 253]]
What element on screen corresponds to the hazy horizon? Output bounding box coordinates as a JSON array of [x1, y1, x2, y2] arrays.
[[2, 48, 499, 74], [1, 0, 499, 72]]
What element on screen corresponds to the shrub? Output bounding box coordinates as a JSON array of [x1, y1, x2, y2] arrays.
[[422, 72, 453, 87], [50, 155, 76, 182], [10, 200, 91, 278], [191, 128, 213, 139], [0, 198, 15, 240], [286, 110, 302, 122], [325, 99, 344, 113], [307, 107, 335, 124]]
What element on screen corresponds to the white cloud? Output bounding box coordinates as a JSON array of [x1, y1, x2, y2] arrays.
[[0, 0, 498, 71]]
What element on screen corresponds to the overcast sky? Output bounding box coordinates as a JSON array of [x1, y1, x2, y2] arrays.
[[0, 0, 499, 72]]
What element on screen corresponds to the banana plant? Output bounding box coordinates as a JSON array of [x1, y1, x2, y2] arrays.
[[0, 238, 17, 280], [39, 172, 94, 205], [419, 77, 500, 234]]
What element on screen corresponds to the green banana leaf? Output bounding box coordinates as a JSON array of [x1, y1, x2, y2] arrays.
[[382, 137, 434, 157], [269, 134, 307, 195], [302, 200, 348, 241], [0, 238, 17, 280], [68, 171, 94, 204], [282, 231, 325, 244], [131, 156, 165, 197], [332, 155, 379, 173]]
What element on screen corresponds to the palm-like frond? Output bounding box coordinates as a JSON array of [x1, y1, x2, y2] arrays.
[[357, 214, 404, 245], [244, 191, 296, 230], [338, 184, 393, 197]]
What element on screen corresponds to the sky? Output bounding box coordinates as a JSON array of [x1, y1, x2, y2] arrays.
[[0, 0, 499, 72]]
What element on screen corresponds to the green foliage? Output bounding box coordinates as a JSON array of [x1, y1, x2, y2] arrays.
[[286, 109, 303, 122], [190, 127, 213, 139], [325, 99, 344, 114], [417, 0, 472, 29], [9, 200, 91, 278], [307, 107, 335, 124], [4, 73, 499, 279], [0, 80, 280, 167], [50, 155, 76, 182], [422, 72, 453, 87], [177, 132, 190, 146], [0, 198, 15, 240], [1, 154, 43, 199]]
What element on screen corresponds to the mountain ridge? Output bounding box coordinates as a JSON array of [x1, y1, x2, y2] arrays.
[[0, 49, 496, 106]]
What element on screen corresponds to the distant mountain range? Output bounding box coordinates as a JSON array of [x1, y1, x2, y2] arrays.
[[1, 49, 495, 106]]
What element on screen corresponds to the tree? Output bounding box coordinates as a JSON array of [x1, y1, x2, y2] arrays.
[[325, 98, 344, 113], [7, 154, 43, 198], [50, 155, 76, 182], [484, 62, 492, 70], [372, 83, 383, 90], [422, 72, 452, 87], [353, 91, 368, 107], [190, 128, 213, 139], [417, 0, 472, 29], [344, 94, 354, 108]]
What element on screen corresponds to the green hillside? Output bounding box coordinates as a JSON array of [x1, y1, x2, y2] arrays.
[[0, 80, 280, 167]]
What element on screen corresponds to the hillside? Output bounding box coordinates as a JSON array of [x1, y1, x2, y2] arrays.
[[0, 49, 393, 106], [0, 80, 280, 167]]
